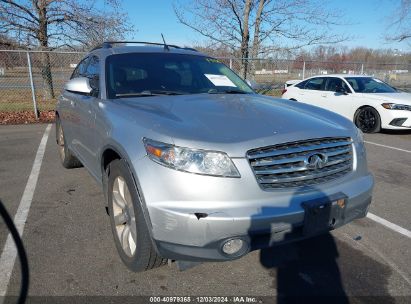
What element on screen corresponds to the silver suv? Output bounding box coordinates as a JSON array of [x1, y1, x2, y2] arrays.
[[56, 42, 373, 272]]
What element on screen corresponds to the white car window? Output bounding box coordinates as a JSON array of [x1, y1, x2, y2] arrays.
[[304, 78, 326, 91], [344, 77, 397, 93], [325, 77, 350, 92]]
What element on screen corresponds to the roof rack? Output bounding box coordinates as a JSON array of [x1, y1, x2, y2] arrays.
[[90, 41, 198, 52]]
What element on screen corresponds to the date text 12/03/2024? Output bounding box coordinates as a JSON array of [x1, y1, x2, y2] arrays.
[[149, 296, 259, 303]]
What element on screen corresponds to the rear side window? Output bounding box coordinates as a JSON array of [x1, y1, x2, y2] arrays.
[[71, 57, 89, 79], [304, 78, 325, 90], [295, 80, 308, 89]]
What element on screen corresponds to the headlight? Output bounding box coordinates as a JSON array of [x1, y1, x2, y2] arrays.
[[381, 103, 411, 111], [143, 138, 240, 177]]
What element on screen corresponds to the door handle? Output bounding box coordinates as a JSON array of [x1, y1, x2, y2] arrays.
[[70, 100, 76, 107], [321, 94, 327, 97]]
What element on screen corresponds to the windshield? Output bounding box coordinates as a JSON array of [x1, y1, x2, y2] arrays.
[[106, 53, 253, 98], [344, 77, 397, 93]]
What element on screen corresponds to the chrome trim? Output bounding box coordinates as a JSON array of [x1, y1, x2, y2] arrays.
[[247, 140, 352, 159], [247, 137, 353, 190], [253, 155, 351, 175], [257, 163, 352, 184]]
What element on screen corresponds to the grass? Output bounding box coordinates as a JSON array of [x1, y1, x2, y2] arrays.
[[0, 89, 56, 112]]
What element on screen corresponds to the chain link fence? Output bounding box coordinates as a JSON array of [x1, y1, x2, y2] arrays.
[[0, 50, 410, 119], [0, 50, 86, 118], [219, 57, 411, 94]]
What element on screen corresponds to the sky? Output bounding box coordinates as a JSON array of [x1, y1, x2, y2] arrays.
[[110, 0, 409, 52]]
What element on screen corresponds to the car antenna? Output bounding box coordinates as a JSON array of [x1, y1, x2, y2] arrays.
[[161, 33, 170, 51]]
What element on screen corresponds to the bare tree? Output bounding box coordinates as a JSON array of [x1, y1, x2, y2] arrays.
[[386, 0, 411, 42], [174, 0, 347, 78], [0, 0, 132, 99]]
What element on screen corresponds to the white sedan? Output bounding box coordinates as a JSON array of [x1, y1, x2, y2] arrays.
[[281, 74, 411, 133]]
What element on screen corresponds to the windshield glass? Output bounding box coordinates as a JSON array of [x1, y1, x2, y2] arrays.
[[344, 77, 397, 93], [106, 53, 253, 98]]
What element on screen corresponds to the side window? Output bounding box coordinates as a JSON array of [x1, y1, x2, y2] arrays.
[[70, 57, 89, 79], [304, 78, 325, 90], [346, 78, 359, 91], [86, 56, 100, 79], [85, 56, 100, 95], [295, 80, 308, 89], [325, 77, 349, 92]]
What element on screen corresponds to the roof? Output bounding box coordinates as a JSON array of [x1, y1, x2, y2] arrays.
[[89, 42, 206, 57], [307, 74, 370, 78]]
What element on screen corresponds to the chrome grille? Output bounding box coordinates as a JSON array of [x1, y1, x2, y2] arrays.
[[247, 137, 353, 190]]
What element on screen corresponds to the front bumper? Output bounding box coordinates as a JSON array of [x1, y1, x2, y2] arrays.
[[155, 180, 371, 261], [134, 150, 374, 261], [380, 108, 411, 129]]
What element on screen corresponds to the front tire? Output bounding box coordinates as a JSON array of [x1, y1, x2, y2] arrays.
[[354, 107, 381, 133], [55, 117, 82, 168], [107, 159, 166, 272]]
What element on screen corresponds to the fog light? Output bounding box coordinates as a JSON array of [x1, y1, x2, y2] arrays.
[[222, 239, 244, 255]]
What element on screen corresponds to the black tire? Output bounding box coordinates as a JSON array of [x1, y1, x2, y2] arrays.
[[55, 117, 82, 169], [354, 107, 381, 133], [107, 159, 167, 272]]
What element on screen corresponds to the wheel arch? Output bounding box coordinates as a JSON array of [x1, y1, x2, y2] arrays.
[[353, 105, 380, 121], [353, 105, 382, 133], [100, 144, 155, 232]]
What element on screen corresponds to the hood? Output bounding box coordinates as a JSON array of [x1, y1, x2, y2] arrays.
[[358, 92, 411, 105], [113, 94, 356, 157]]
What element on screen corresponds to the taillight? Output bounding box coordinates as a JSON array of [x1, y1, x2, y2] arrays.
[[281, 88, 287, 95]]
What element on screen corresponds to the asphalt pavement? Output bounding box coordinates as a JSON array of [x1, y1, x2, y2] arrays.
[[0, 124, 410, 303]]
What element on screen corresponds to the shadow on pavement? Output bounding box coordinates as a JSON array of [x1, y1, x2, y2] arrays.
[[247, 187, 394, 303]]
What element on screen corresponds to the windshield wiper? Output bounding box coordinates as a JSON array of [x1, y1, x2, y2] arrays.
[[115, 90, 187, 98], [149, 90, 186, 95], [207, 89, 248, 94], [115, 91, 157, 98]]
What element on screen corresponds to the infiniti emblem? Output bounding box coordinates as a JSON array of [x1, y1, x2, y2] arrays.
[[305, 153, 328, 170]]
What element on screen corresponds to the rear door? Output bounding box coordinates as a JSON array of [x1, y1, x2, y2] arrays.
[[297, 77, 327, 106]]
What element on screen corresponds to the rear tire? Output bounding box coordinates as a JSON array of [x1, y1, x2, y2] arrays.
[[107, 159, 167, 272], [55, 117, 82, 169], [354, 107, 381, 133]]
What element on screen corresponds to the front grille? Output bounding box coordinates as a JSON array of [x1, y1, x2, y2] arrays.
[[247, 137, 353, 190]]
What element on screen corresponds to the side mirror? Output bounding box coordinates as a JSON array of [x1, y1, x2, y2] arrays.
[[65, 77, 92, 95], [336, 86, 349, 95]]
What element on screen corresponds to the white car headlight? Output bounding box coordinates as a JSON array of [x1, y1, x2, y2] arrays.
[[143, 138, 240, 177], [381, 103, 411, 111]]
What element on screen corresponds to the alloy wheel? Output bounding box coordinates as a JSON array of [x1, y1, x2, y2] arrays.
[[357, 108, 377, 132], [112, 176, 137, 257], [57, 124, 65, 160]]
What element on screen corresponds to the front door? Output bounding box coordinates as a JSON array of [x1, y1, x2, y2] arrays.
[[75, 55, 101, 177], [317, 77, 356, 120]]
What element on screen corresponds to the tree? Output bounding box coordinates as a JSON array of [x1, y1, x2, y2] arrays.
[[174, 0, 347, 78], [386, 0, 411, 42], [0, 0, 132, 99]]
